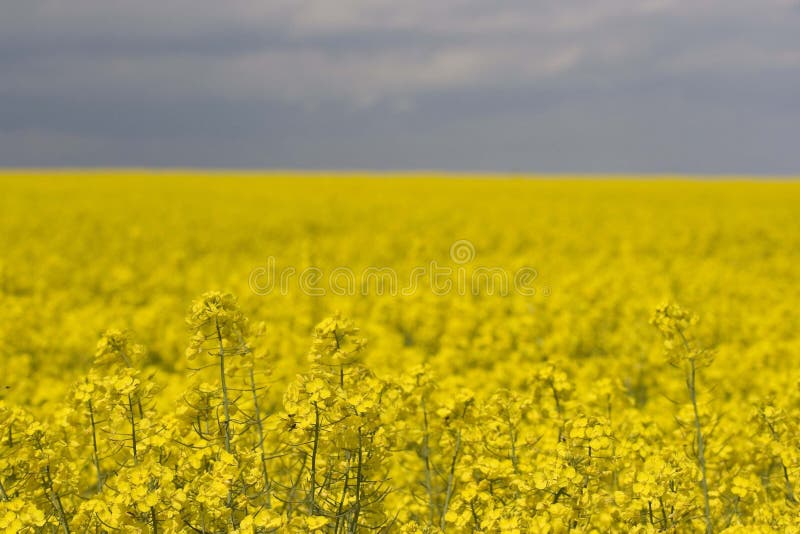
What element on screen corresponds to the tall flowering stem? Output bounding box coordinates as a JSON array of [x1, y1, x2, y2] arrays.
[[651, 303, 714, 534]]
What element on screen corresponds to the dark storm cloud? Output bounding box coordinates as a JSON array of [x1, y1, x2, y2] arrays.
[[1, 0, 799, 173]]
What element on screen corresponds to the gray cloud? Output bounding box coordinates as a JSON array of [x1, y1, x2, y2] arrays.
[[1, 0, 799, 173]]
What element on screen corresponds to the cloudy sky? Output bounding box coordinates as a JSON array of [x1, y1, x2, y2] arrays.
[[1, 1, 799, 174]]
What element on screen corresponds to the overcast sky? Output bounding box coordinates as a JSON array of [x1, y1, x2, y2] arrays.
[[1, 1, 799, 174]]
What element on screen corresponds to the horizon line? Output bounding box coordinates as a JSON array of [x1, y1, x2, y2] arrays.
[[1, 167, 799, 181]]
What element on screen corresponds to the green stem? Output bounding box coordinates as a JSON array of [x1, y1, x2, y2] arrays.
[[150, 507, 158, 534], [783, 463, 797, 503], [421, 397, 437, 526], [309, 401, 321, 515], [440, 429, 462, 531], [88, 398, 103, 492], [215, 318, 232, 454], [349, 428, 364, 534], [214, 318, 238, 528], [249, 367, 271, 509], [676, 328, 712, 534], [688, 357, 712, 534], [335, 453, 352, 534], [128, 394, 138, 464], [45, 465, 70, 534]]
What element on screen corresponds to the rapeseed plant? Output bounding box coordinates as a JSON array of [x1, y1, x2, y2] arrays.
[[652, 303, 714, 533]]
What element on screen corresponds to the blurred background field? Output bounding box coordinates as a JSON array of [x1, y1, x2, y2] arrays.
[[3, 171, 799, 410]]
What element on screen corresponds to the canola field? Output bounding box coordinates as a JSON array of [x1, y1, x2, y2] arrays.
[[1, 171, 800, 533]]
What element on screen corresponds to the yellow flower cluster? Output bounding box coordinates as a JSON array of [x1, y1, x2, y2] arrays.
[[1, 172, 800, 532]]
